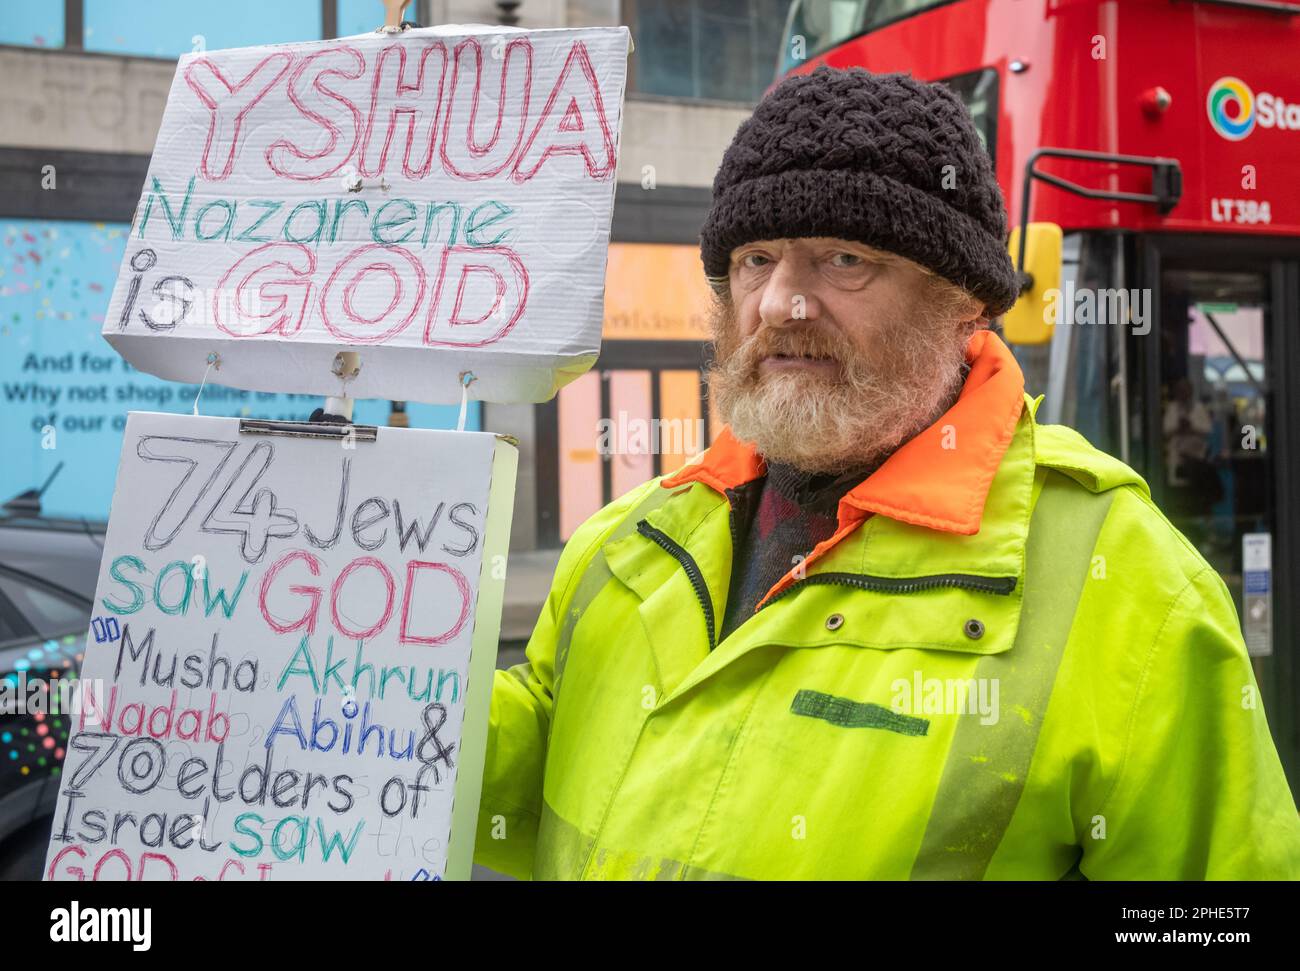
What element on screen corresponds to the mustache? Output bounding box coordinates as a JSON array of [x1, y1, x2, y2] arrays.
[[729, 325, 848, 366]]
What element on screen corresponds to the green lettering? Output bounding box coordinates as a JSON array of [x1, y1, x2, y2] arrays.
[[278, 636, 321, 693], [371, 199, 418, 244], [102, 555, 147, 615], [140, 176, 197, 240], [153, 560, 194, 616], [195, 200, 236, 241], [283, 200, 327, 244], [330, 198, 370, 243], [236, 200, 282, 242], [421, 201, 461, 247], [464, 200, 513, 247]]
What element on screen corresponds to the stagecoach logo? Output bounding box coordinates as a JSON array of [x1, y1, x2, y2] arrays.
[[1207, 76, 1300, 141]]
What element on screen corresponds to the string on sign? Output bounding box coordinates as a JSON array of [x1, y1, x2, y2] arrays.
[[457, 371, 476, 433], [192, 352, 221, 416]]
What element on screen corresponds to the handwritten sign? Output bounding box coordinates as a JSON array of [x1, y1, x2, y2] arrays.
[[102, 24, 630, 405], [44, 412, 517, 880]]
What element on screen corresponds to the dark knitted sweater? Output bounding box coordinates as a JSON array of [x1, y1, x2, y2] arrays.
[[719, 461, 878, 644]]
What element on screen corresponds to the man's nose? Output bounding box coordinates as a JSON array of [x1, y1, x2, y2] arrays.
[[757, 255, 821, 328]]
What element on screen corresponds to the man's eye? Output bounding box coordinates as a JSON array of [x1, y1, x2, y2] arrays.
[[741, 253, 771, 268], [829, 252, 863, 267]]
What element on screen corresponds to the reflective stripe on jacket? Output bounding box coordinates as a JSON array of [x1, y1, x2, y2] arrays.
[[475, 330, 1300, 879]]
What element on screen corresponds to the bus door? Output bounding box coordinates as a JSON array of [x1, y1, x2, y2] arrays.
[[1134, 234, 1300, 787]]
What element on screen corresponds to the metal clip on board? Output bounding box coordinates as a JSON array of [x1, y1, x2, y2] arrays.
[[238, 350, 376, 442], [238, 419, 378, 442]]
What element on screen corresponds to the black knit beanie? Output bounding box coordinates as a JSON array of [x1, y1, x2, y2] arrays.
[[699, 65, 1019, 317]]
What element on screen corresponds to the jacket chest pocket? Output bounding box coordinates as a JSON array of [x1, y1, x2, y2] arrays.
[[707, 638, 1020, 878], [742, 578, 1023, 657]]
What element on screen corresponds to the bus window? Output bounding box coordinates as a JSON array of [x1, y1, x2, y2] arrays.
[[1011, 231, 1121, 455], [938, 68, 998, 160], [780, 0, 958, 72], [1158, 270, 1272, 622], [780, 1, 868, 73], [861, 0, 957, 32]]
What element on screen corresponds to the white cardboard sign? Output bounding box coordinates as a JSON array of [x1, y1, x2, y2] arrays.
[[102, 25, 630, 404], [44, 412, 517, 880]]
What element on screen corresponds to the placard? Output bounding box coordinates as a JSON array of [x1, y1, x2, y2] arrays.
[[1243, 531, 1272, 658], [44, 411, 517, 880], [102, 24, 630, 404]]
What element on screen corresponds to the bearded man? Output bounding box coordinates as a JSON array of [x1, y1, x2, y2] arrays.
[[474, 66, 1300, 880]]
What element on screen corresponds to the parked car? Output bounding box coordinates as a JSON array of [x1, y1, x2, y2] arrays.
[[0, 469, 104, 880]]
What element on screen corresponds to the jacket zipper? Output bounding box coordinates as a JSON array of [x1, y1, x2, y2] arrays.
[[636, 519, 1016, 642], [724, 488, 743, 581], [758, 572, 1017, 611], [636, 519, 716, 650]]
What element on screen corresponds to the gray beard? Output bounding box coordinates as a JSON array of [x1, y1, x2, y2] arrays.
[[707, 308, 977, 474]]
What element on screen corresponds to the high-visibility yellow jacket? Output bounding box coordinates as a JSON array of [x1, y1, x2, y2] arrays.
[[474, 330, 1300, 879]]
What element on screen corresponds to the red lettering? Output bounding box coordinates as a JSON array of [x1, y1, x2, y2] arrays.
[[137, 853, 179, 881], [514, 40, 616, 182], [259, 549, 323, 634], [47, 844, 88, 881], [439, 38, 533, 181], [400, 561, 471, 645], [184, 53, 294, 181], [215, 242, 316, 338], [267, 46, 366, 181], [424, 245, 528, 347], [330, 556, 397, 639], [320, 243, 427, 343], [360, 42, 450, 179]]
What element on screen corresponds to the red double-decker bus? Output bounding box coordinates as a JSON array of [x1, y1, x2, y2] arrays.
[[776, 0, 1300, 788]]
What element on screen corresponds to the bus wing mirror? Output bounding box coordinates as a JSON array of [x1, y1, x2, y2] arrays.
[[1003, 222, 1063, 345]]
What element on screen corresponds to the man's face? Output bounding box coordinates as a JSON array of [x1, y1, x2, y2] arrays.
[[708, 237, 982, 474]]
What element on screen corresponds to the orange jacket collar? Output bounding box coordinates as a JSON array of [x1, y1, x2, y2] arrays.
[[662, 328, 1026, 536]]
